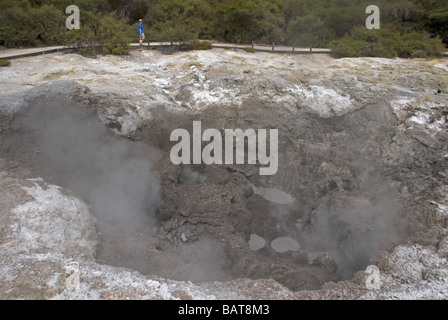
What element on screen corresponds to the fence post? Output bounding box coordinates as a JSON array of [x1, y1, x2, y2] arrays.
[[272, 42, 275, 52], [252, 41, 254, 50], [292, 46, 295, 52]]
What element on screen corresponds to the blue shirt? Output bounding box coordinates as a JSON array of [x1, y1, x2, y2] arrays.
[[138, 23, 144, 35]]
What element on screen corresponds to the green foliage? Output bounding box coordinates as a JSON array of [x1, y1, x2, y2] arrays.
[[65, 28, 96, 48], [0, 0, 446, 58], [157, 21, 192, 44], [0, 59, 11, 67], [323, 5, 367, 38], [32, 5, 67, 44], [212, 0, 284, 44], [78, 47, 98, 58], [330, 25, 445, 58], [243, 47, 255, 53], [64, 10, 101, 50], [428, 5, 448, 23], [0, 4, 66, 47], [193, 40, 212, 50], [427, 5, 448, 43], [380, 0, 425, 23], [65, 12, 129, 55], [287, 15, 336, 48], [175, 40, 213, 51], [97, 15, 129, 55], [148, 0, 214, 42]]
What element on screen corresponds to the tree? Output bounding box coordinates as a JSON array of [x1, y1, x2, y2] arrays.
[[286, 14, 335, 47], [213, 0, 260, 43], [427, 5, 448, 43], [97, 15, 130, 54]]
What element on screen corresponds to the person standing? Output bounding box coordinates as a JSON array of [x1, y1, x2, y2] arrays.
[[138, 19, 145, 50]]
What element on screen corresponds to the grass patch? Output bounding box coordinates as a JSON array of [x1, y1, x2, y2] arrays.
[[0, 59, 11, 67], [79, 47, 98, 58], [243, 47, 256, 53], [178, 40, 213, 51], [193, 41, 213, 50], [182, 62, 203, 71], [179, 43, 193, 51]]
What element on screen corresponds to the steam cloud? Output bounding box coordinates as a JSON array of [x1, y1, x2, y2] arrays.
[[14, 95, 161, 226], [299, 184, 403, 280]]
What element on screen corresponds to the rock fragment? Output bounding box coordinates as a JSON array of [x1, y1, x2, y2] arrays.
[[248, 234, 266, 251], [271, 237, 300, 253]]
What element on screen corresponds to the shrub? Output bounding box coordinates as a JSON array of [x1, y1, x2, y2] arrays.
[[0, 59, 11, 67], [0, 8, 40, 47], [174, 42, 192, 51], [64, 10, 101, 49], [78, 47, 98, 58], [243, 47, 255, 53], [98, 16, 130, 55], [330, 25, 445, 58], [65, 14, 129, 55], [193, 40, 212, 50], [0, 4, 66, 47], [65, 29, 97, 49], [286, 14, 336, 48], [64, 14, 129, 56], [154, 21, 193, 45], [31, 5, 66, 45], [427, 5, 448, 45]]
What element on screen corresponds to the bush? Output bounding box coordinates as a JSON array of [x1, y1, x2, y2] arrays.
[[427, 5, 448, 45], [179, 42, 194, 51], [243, 47, 255, 53], [98, 16, 130, 55], [330, 25, 445, 58], [0, 4, 66, 47], [65, 29, 97, 49], [213, 0, 262, 43], [65, 14, 129, 56], [31, 5, 66, 45], [0, 59, 11, 67], [154, 21, 193, 45], [64, 10, 101, 49], [78, 47, 98, 58], [0, 8, 40, 47], [286, 14, 336, 48], [193, 40, 212, 50], [173, 40, 212, 52]]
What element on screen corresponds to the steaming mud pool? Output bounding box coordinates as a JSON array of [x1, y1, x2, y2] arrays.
[[0, 49, 447, 299]]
